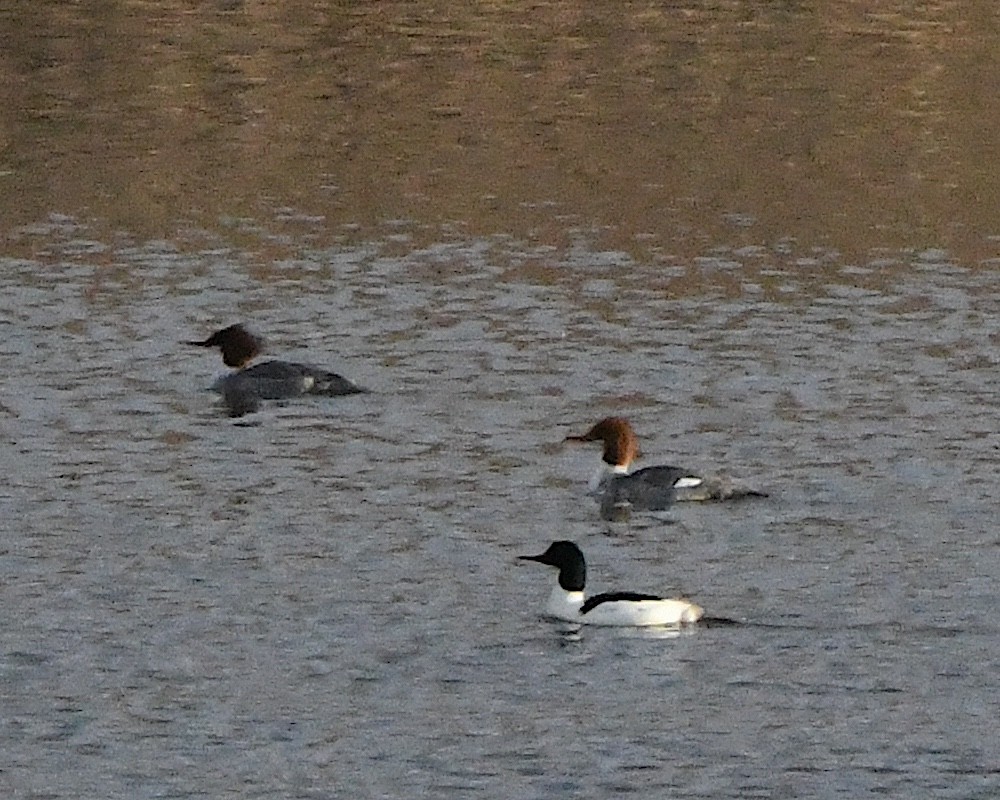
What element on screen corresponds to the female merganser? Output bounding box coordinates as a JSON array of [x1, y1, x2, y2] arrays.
[[565, 417, 767, 509], [519, 540, 703, 626], [187, 324, 367, 417]]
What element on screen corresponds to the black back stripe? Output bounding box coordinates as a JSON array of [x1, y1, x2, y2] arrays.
[[580, 591, 662, 614]]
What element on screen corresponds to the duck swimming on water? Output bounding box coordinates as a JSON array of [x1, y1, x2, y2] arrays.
[[187, 323, 367, 417], [519, 540, 704, 626], [565, 417, 767, 514]]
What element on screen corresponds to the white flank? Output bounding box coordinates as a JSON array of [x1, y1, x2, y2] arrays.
[[544, 586, 703, 627]]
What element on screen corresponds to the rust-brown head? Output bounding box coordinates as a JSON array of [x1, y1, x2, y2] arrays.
[[564, 416, 641, 469], [186, 324, 264, 369]]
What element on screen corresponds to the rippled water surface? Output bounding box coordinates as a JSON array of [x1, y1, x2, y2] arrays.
[[4, 1, 1000, 798], [3, 225, 999, 798]]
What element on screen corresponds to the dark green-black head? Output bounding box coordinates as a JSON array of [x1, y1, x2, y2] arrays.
[[518, 540, 586, 592]]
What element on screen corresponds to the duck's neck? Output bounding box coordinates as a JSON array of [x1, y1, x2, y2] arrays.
[[546, 586, 585, 622], [588, 460, 629, 492]]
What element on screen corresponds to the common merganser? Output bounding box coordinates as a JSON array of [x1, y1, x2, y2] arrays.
[[565, 417, 767, 510], [518, 540, 703, 626], [187, 324, 367, 417]]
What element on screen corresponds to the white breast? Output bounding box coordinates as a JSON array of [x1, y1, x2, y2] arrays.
[[546, 587, 585, 622]]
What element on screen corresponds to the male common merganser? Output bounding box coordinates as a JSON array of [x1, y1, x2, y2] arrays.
[[565, 417, 767, 509], [186, 324, 367, 417], [519, 540, 703, 626]]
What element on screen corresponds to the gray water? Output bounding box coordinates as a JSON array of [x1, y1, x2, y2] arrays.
[[5, 1, 1000, 796], [3, 220, 999, 798]]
